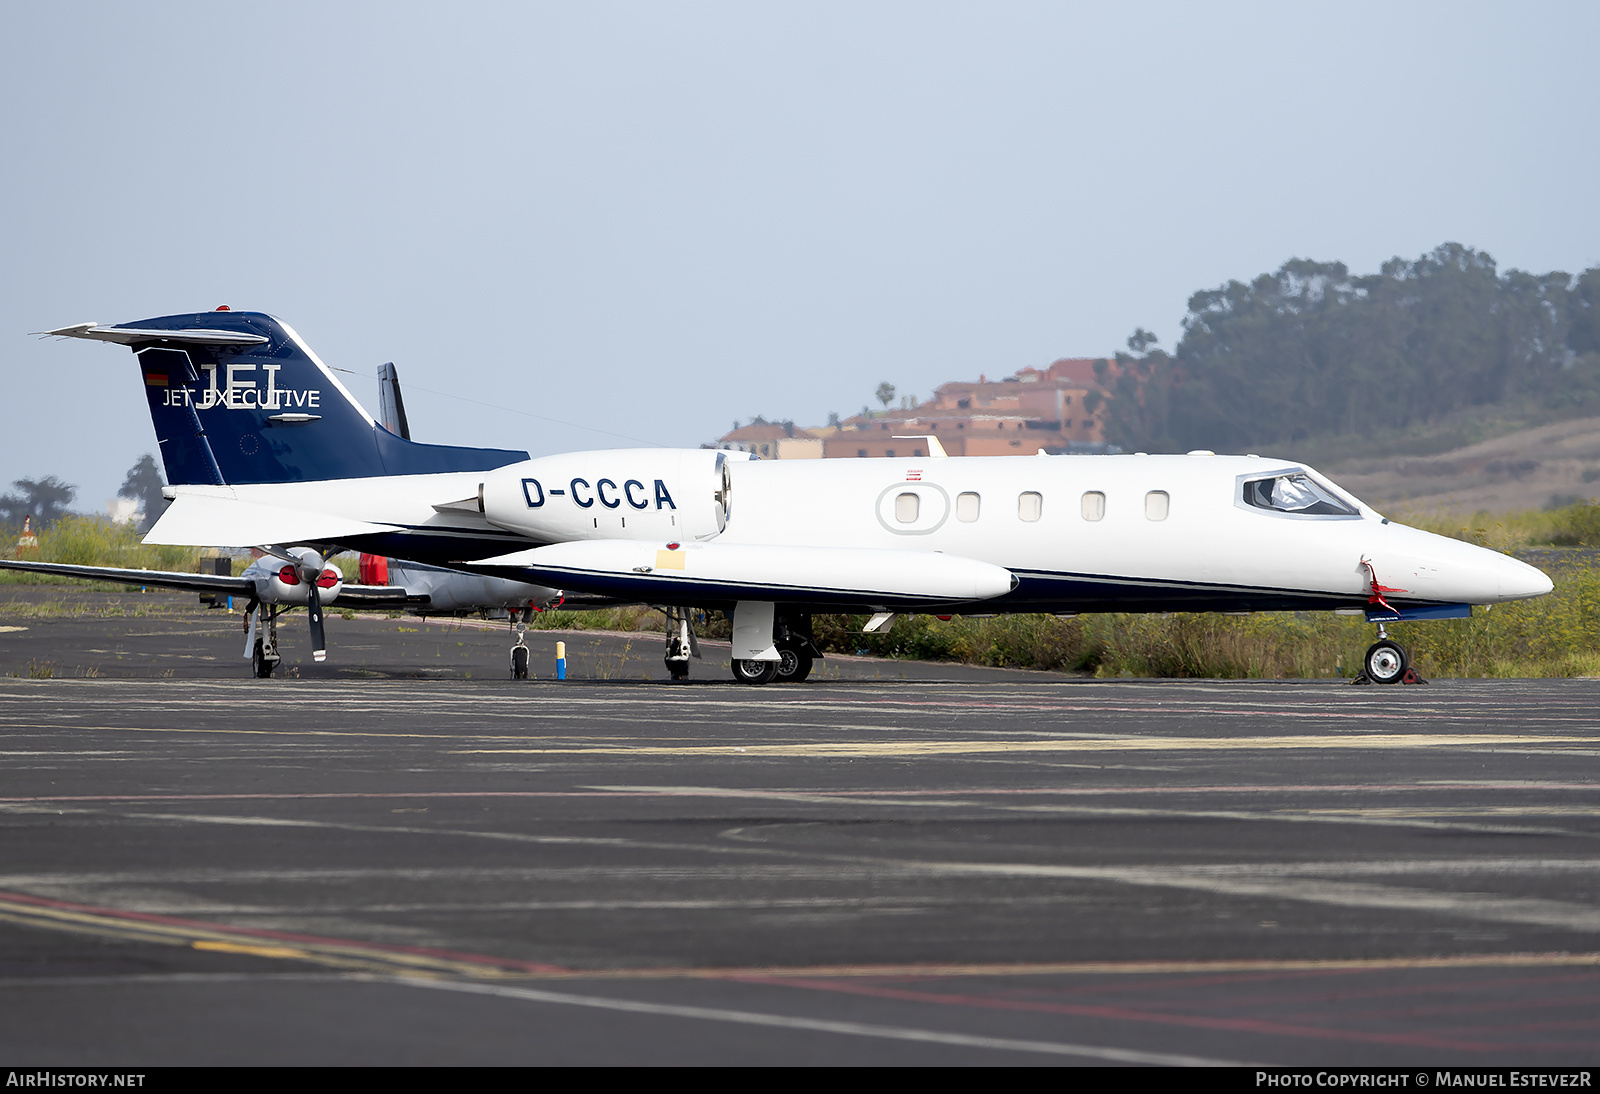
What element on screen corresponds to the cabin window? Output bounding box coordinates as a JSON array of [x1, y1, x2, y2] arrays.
[[885, 449, 896, 458], [1018, 492, 1042, 522], [857, 450, 867, 458], [1241, 473, 1359, 517], [1145, 491, 1169, 521], [1081, 491, 1105, 521], [895, 492, 920, 523], [956, 492, 980, 522]]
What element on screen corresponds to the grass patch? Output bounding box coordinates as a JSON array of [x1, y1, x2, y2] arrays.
[[1, 515, 203, 580], [527, 605, 667, 633]]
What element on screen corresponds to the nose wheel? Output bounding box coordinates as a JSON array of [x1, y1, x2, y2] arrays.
[[1355, 624, 1426, 685], [1363, 639, 1408, 683]]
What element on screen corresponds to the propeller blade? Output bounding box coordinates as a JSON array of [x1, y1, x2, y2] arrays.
[[306, 581, 327, 662]]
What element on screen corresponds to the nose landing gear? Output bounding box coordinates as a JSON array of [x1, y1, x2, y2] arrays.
[[1352, 560, 1427, 685], [244, 601, 281, 679], [1356, 623, 1426, 685]]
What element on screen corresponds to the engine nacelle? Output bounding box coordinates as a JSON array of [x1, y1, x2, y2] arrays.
[[252, 548, 344, 605], [479, 448, 739, 544]]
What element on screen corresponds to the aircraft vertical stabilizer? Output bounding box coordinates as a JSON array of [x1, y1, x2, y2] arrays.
[[46, 312, 526, 486]]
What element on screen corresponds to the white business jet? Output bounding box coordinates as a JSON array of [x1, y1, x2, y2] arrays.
[[41, 309, 1553, 685]]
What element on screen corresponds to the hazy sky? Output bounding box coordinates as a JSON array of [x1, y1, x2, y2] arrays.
[[3, 2, 1597, 510]]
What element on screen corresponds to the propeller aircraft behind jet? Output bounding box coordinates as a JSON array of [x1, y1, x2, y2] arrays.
[[39, 308, 1555, 685], [0, 549, 566, 677]]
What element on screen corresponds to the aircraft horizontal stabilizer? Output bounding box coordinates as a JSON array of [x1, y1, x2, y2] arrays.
[[39, 323, 270, 346], [144, 494, 395, 548], [466, 540, 1016, 606]]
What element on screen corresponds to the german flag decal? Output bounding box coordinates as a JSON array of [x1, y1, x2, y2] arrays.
[[144, 372, 168, 387]]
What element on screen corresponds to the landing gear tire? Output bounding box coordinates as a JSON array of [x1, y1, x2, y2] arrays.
[[731, 659, 780, 686], [511, 644, 530, 680], [1364, 639, 1409, 684], [668, 663, 689, 681], [251, 640, 277, 679], [775, 646, 814, 684]]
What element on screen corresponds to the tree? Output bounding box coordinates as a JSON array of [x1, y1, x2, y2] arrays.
[[119, 454, 168, 533], [1127, 328, 1160, 355], [1095, 244, 1600, 453], [875, 382, 896, 409], [0, 476, 77, 532]]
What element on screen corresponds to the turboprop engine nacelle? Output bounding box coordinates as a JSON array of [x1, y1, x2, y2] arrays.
[[255, 547, 344, 605], [478, 449, 738, 544]]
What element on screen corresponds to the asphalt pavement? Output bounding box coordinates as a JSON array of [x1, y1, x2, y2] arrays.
[[0, 586, 1597, 1065]]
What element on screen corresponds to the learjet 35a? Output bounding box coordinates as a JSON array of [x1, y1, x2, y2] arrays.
[[41, 309, 1553, 684]]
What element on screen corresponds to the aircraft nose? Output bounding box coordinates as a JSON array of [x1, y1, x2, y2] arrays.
[[1498, 554, 1554, 601]]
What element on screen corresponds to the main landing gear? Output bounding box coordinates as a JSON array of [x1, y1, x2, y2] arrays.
[[729, 608, 819, 686], [663, 605, 702, 681], [510, 607, 531, 680]]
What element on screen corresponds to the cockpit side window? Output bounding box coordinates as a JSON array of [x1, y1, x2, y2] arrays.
[[1241, 472, 1359, 517]]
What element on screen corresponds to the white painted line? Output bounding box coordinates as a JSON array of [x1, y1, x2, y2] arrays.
[[406, 977, 1246, 1066]]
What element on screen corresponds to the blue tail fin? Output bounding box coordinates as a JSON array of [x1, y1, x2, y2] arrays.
[[117, 311, 527, 485]]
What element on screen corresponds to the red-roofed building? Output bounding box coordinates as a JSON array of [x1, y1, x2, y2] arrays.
[[711, 420, 822, 460], [821, 359, 1115, 458]]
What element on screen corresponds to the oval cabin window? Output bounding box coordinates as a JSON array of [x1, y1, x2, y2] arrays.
[[956, 492, 980, 522], [1018, 492, 1043, 522], [1081, 491, 1105, 521], [895, 492, 920, 523], [1145, 490, 1169, 521]]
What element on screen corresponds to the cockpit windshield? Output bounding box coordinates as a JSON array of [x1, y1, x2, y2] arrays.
[[1241, 472, 1359, 517]]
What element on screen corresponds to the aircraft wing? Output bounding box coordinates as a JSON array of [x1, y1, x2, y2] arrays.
[[0, 558, 411, 608], [0, 558, 257, 596], [466, 540, 1016, 606]]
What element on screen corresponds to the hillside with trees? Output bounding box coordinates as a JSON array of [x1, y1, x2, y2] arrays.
[[1097, 243, 1600, 455]]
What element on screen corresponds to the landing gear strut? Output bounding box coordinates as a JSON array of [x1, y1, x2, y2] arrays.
[[510, 607, 531, 680], [663, 606, 701, 681], [245, 602, 281, 679]]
